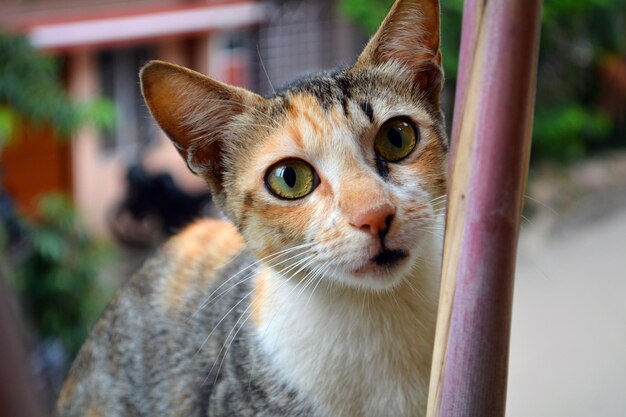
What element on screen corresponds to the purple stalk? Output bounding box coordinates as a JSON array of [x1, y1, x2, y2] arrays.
[[427, 1, 543, 416]]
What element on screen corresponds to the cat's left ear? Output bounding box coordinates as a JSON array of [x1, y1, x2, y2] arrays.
[[140, 61, 265, 198], [355, 0, 443, 103]]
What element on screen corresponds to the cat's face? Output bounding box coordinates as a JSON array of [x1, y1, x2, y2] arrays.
[[141, 0, 446, 290], [225, 64, 447, 290]]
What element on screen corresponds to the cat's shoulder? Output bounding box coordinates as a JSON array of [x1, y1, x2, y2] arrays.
[[165, 218, 245, 264], [126, 219, 246, 315], [55, 219, 247, 416]]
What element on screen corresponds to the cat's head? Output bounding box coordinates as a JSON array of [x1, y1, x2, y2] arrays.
[[141, 0, 447, 291]]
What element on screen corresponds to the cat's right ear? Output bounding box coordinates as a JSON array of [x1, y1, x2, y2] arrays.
[[355, 0, 443, 104], [140, 61, 264, 195]]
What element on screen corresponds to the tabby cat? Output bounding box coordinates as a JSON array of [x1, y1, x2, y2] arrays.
[[55, 0, 448, 416]]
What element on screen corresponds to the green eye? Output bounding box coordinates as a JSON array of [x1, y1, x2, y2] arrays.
[[265, 159, 319, 200], [374, 117, 418, 162]]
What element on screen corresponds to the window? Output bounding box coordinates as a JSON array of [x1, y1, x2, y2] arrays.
[[208, 32, 253, 88], [254, 0, 365, 95], [98, 46, 157, 159]]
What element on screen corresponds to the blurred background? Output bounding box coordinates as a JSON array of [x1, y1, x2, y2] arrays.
[[0, 0, 624, 415]]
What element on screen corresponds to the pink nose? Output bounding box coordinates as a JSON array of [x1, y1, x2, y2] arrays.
[[350, 203, 396, 237]]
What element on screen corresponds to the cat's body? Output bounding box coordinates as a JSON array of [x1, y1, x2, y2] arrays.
[[56, 1, 448, 416], [57, 219, 440, 417]]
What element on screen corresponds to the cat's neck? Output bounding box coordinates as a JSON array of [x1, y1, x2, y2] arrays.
[[253, 234, 442, 417]]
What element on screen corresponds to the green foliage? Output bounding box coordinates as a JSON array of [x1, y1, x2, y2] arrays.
[[0, 33, 115, 144], [339, 0, 626, 163], [8, 194, 113, 354], [339, 0, 390, 35], [339, 0, 463, 81], [534, 0, 625, 161], [0, 34, 117, 353], [0, 107, 13, 148], [438, 0, 464, 80], [533, 105, 612, 160]]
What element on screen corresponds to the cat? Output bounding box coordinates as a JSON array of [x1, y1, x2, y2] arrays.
[[55, 0, 448, 416]]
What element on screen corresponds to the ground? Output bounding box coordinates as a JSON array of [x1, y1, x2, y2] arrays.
[[508, 152, 626, 417]]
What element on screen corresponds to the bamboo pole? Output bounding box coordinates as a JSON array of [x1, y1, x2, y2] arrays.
[[426, 1, 542, 416]]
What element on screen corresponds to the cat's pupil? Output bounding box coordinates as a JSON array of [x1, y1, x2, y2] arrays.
[[387, 128, 403, 148], [282, 167, 297, 188]]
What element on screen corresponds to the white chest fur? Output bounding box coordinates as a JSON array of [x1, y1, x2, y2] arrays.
[[255, 253, 440, 417]]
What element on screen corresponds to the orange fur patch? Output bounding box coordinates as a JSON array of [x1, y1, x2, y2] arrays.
[[164, 220, 245, 314], [285, 122, 304, 148], [330, 105, 345, 126], [291, 95, 325, 136], [340, 176, 388, 221], [410, 137, 447, 196], [250, 267, 271, 327], [314, 179, 334, 198], [56, 372, 78, 407], [86, 406, 103, 417]]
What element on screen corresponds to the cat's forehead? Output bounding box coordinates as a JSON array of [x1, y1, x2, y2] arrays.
[[228, 62, 445, 177], [267, 62, 422, 114], [258, 65, 439, 147]]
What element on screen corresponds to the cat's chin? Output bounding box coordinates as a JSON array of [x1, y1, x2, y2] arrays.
[[344, 249, 413, 290]]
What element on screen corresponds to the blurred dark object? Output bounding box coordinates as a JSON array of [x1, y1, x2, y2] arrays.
[[598, 55, 626, 140], [0, 182, 24, 245], [109, 164, 215, 246], [0, 274, 45, 417], [31, 338, 69, 405]]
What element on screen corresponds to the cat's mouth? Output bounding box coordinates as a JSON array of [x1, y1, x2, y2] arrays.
[[372, 248, 408, 266], [353, 248, 409, 276]]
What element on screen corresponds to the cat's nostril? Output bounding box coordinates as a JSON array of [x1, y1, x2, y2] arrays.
[[378, 213, 395, 242], [350, 203, 396, 237], [384, 214, 394, 230]]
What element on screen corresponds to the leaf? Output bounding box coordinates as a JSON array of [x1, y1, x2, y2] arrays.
[[0, 32, 117, 140], [0, 107, 15, 147]]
